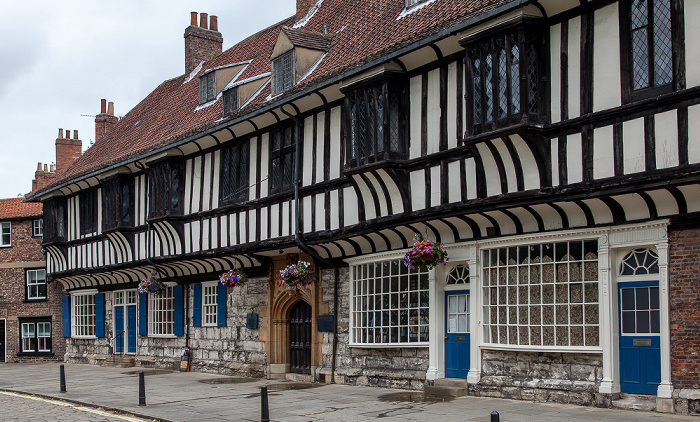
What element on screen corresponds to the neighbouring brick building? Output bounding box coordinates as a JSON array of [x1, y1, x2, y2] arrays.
[[27, 0, 700, 415]]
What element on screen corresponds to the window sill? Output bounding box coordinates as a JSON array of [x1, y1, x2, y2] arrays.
[[23, 298, 48, 303], [71, 335, 97, 340], [349, 342, 428, 348], [481, 344, 602, 354], [16, 352, 54, 357], [146, 334, 177, 339]]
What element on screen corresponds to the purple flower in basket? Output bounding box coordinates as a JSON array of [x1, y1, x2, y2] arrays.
[[219, 269, 248, 287], [138, 273, 165, 295], [403, 234, 448, 271], [280, 261, 316, 286]]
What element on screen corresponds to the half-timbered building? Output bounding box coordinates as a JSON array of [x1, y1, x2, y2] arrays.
[[28, 0, 700, 414]]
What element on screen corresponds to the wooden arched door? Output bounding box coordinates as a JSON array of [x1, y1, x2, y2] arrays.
[[289, 301, 312, 374]]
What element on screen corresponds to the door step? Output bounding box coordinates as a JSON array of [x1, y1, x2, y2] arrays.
[[103, 356, 136, 368], [612, 393, 656, 412], [424, 378, 468, 397], [285, 372, 314, 383]]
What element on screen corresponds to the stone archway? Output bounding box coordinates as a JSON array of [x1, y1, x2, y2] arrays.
[[263, 254, 325, 379]]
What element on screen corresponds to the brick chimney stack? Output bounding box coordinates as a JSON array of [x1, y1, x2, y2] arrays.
[[55, 127, 82, 176], [184, 12, 223, 74], [95, 98, 118, 143], [31, 162, 56, 193], [297, 0, 317, 19]]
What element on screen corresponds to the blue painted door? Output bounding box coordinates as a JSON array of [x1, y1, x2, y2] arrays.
[[445, 291, 470, 378], [619, 282, 661, 395], [127, 305, 137, 354], [114, 307, 125, 354]]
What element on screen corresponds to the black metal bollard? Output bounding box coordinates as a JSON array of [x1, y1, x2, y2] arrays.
[[261, 385, 270, 422], [490, 411, 500, 422], [138, 371, 146, 406], [59, 364, 66, 393]]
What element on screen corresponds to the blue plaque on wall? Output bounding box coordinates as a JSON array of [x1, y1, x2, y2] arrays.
[[317, 314, 334, 332], [246, 313, 258, 329]]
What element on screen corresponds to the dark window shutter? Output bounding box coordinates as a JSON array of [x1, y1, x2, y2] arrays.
[[217, 283, 227, 327], [95, 293, 105, 338], [62, 296, 71, 337], [139, 292, 148, 336], [174, 285, 184, 336], [193, 283, 202, 327]]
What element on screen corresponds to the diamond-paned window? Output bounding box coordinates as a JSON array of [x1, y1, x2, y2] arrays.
[[272, 50, 294, 95], [220, 140, 250, 204], [473, 58, 482, 124], [510, 45, 520, 114], [527, 45, 539, 113], [270, 126, 295, 193]]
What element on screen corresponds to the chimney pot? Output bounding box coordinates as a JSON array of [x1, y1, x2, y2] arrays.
[[101, 98, 107, 114], [44, 164, 48, 172], [58, 128, 64, 139], [74, 130, 79, 139], [200, 12, 208, 29], [107, 102, 114, 116], [37, 162, 42, 171], [190, 11, 198, 26], [210, 15, 218, 31], [50, 164, 55, 172], [66, 130, 71, 139]]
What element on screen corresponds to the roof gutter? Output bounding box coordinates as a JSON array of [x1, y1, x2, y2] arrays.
[[27, 0, 529, 202]]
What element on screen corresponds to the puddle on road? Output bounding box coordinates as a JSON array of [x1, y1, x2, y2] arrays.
[[199, 377, 258, 384], [121, 369, 174, 376], [378, 391, 455, 403]]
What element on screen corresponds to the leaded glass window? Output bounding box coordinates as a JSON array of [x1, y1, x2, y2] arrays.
[[619, 249, 659, 275], [220, 140, 250, 204], [630, 0, 672, 90], [482, 240, 600, 348], [102, 176, 133, 231], [447, 265, 470, 285], [79, 189, 97, 234], [272, 50, 294, 95], [148, 160, 184, 219], [199, 71, 216, 104], [270, 126, 295, 193], [350, 259, 429, 345], [464, 24, 546, 136], [223, 87, 239, 115], [344, 79, 406, 168]]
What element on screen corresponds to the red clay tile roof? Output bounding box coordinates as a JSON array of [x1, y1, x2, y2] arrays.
[[281, 27, 333, 52], [35, 0, 517, 196], [0, 197, 42, 219]]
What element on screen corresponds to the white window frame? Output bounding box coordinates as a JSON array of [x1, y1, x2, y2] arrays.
[[21, 323, 36, 352], [148, 283, 176, 337], [71, 290, 97, 338], [202, 281, 218, 327], [348, 255, 430, 347], [0, 221, 11, 247], [33, 219, 43, 237], [26, 269, 47, 300], [37, 322, 51, 352]]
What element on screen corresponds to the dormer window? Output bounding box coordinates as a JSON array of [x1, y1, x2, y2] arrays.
[[199, 71, 216, 104], [272, 50, 295, 95], [223, 87, 239, 115]]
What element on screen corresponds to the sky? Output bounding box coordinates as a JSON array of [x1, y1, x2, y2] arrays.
[[0, 0, 296, 199]]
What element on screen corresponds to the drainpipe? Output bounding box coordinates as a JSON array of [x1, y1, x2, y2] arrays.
[[280, 104, 340, 384]]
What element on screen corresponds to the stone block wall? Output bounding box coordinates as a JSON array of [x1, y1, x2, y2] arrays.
[[471, 350, 603, 406], [669, 228, 700, 415]]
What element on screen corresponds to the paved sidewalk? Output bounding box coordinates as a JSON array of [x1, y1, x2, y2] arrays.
[[0, 363, 696, 421]]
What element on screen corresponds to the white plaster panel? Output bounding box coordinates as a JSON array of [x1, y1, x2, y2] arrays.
[[204, 153, 214, 212], [259, 133, 270, 195], [191, 221, 201, 253], [444, 217, 474, 240], [550, 23, 562, 124], [430, 166, 441, 208], [229, 213, 238, 245], [330, 190, 340, 230], [568, 16, 581, 119], [184, 159, 193, 214], [465, 158, 477, 200], [330, 107, 342, 180], [202, 219, 211, 251], [303, 195, 313, 234], [239, 211, 247, 244], [507, 207, 540, 233], [529, 204, 563, 230], [464, 214, 489, 237], [686, 0, 700, 89], [475, 142, 502, 197], [448, 161, 461, 203], [249, 137, 258, 201], [551, 137, 560, 186], [689, 105, 700, 164], [364, 172, 387, 217], [646, 189, 679, 217], [220, 216, 228, 248], [552, 201, 587, 228], [316, 112, 326, 183], [484, 210, 517, 236], [184, 222, 191, 254], [593, 4, 621, 112], [191, 156, 202, 213], [612, 194, 650, 222], [677, 184, 700, 213], [282, 201, 291, 237], [491, 137, 517, 193], [447, 61, 458, 148], [512, 135, 539, 190], [353, 175, 376, 220], [655, 110, 679, 169], [260, 207, 269, 240], [376, 169, 404, 214], [211, 150, 220, 209], [410, 170, 426, 211], [343, 187, 359, 226], [303, 116, 314, 187], [212, 218, 219, 249], [427, 69, 440, 155], [581, 198, 614, 224], [567, 132, 583, 183], [249, 210, 257, 243], [315, 193, 325, 231], [270, 204, 280, 239], [593, 125, 614, 179], [409, 76, 422, 159], [623, 118, 645, 174]]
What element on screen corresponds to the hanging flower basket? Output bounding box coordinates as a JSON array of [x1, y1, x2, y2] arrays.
[[219, 268, 248, 287], [280, 261, 316, 287], [403, 234, 448, 271], [137, 272, 165, 295]]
